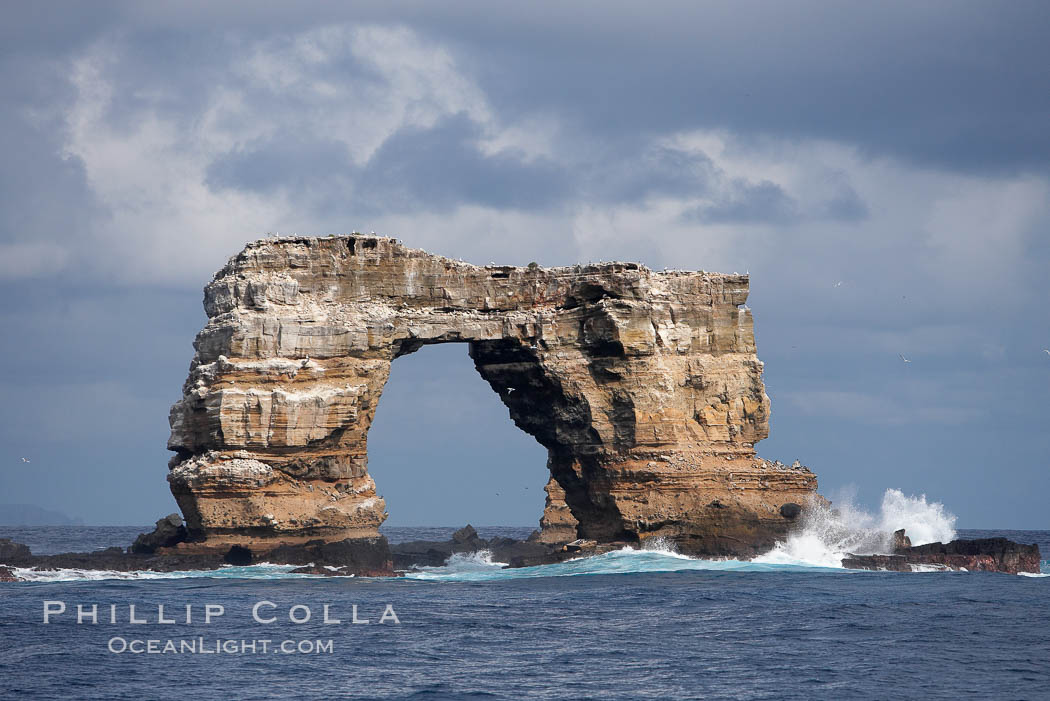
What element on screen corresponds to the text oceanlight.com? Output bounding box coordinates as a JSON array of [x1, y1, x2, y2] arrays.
[[108, 638, 336, 655]]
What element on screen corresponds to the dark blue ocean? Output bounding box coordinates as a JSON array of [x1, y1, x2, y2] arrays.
[[1, 525, 1048, 700]]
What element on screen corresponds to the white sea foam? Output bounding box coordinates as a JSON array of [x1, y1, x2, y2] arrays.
[[754, 488, 957, 569], [404, 550, 508, 580], [639, 536, 691, 557], [5, 489, 968, 582], [9, 563, 312, 583], [401, 546, 822, 582]]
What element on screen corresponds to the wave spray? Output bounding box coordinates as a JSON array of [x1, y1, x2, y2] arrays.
[[754, 488, 957, 568]]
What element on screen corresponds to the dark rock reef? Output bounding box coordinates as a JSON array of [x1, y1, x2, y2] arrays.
[[842, 530, 1041, 574], [1, 524, 1041, 580], [130, 513, 188, 553], [0, 537, 394, 579], [0, 538, 32, 566], [389, 525, 553, 570]]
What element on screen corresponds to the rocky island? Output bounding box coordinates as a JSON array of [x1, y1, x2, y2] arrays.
[[0, 234, 1040, 578], [165, 234, 816, 556]]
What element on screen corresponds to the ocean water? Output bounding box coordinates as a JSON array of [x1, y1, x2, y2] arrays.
[[2, 496, 1049, 700]]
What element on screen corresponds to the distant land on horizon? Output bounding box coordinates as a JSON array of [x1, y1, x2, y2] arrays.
[[0, 503, 85, 526]]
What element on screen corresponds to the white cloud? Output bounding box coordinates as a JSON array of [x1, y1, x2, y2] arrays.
[[56, 25, 512, 286], [476, 113, 561, 162], [235, 25, 494, 165], [63, 43, 290, 285], [622, 130, 1050, 307], [47, 21, 1050, 380]]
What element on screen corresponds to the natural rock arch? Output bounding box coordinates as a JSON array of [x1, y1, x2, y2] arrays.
[[167, 235, 817, 556]]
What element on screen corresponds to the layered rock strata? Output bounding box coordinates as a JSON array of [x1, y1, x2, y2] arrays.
[[167, 234, 818, 556]]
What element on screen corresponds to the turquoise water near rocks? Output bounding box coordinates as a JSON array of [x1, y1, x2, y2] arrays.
[[1, 525, 1048, 699]]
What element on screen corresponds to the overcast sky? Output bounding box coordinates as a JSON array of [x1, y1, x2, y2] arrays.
[[1, 1, 1048, 528]]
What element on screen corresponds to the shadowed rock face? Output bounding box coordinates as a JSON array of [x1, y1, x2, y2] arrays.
[[167, 235, 818, 556]]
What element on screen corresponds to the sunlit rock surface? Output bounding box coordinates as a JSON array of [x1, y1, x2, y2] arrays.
[[167, 235, 818, 556]]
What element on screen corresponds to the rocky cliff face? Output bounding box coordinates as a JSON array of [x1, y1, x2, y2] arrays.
[[167, 235, 818, 556]]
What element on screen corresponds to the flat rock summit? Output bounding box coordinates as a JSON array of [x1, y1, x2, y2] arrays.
[[166, 234, 818, 557]]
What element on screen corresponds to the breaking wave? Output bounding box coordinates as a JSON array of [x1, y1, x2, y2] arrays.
[[405, 489, 961, 580], [401, 547, 797, 582], [8, 490, 1001, 582], [753, 488, 957, 568]]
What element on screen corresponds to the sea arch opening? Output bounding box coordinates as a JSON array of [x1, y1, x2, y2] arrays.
[[366, 341, 549, 534]]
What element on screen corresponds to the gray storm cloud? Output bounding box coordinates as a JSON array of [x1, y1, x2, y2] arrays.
[[0, 2, 1047, 526]]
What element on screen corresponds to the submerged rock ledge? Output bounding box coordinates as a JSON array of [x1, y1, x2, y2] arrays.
[[1, 524, 1040, 580]]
